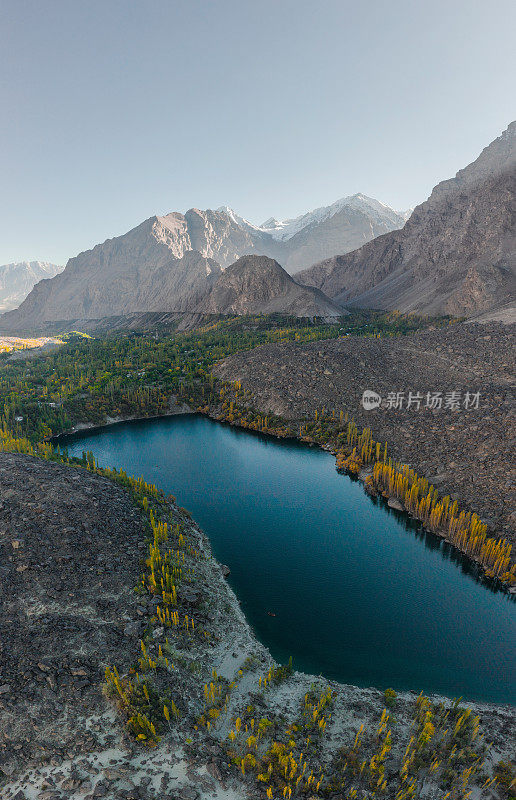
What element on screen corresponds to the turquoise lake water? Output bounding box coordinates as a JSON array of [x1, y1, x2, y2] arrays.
[[62, 414, 515, 704]]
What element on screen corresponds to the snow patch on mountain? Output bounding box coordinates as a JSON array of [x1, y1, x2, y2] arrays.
[[400, 208, 414, 222], [269, 194, 405, 240], [215, 206, 262, 234], [217, 194, 405, 242]]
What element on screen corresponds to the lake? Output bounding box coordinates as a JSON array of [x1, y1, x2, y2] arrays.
[[62, 414, 516, 704]]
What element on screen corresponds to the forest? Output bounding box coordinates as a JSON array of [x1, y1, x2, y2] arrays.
[[0, 310, 448, 442]]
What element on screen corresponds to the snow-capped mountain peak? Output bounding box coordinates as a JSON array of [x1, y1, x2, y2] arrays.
[[215, 205, 239, 221], [250, 194, 405, 242], [214, 206, 260, 233], [0, 260, 63, 312], [210, 195, 407, 272], [260, 217, 281, 230], [216, 195, 405, 242]]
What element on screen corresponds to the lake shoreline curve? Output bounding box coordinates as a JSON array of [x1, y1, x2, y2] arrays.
[[1, 446, 514, 800], [50, 396, 515, 597]]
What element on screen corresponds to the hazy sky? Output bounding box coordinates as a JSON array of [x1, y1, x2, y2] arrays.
[[1, 0, 515, 265]]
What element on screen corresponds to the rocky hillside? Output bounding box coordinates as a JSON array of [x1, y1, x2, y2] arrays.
[[214, 322, 516, 545], [192, 255, 344, 317], [298, 122, 516, 318], [0, 196, 403, 331], [0, 454, 147, 773], [0, 261, 62, 312], [0, 451, 263, 798]]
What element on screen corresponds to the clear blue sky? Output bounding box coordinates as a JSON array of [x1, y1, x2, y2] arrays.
[[1, 0, 515, 265]]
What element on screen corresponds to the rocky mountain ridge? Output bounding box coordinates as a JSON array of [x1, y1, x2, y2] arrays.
[[4, 120, 515, 328], [0, 226, 223, 326], [0, 195, 402, 329], [0, 261, 63, 312], [222, 193, 407, 249], [298, 122, 516, 318]]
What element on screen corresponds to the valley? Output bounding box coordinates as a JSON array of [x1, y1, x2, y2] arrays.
[[0, 334, 62, 355], [0, 311, 513, 581], [0, 303, 514, 800], [2, 5, 515, 799]]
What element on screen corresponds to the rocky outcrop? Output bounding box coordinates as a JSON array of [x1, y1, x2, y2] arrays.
[[298, 122, 516, 317], [192, 255, 344, 317], [152, 208, 264, 266], [0, 451, 269, 796], [0, 261, 62, 312]]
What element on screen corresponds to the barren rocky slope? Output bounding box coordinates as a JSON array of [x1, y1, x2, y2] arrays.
[[214, 322, 516, 545], [298, 122, 516, 317], [0, 222, 223, 328], [192, 255, 344, 317], [0, 454, 148, 773], [0, 452, 262, 799]]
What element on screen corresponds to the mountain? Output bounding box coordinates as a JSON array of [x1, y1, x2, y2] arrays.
[[216, 194, 407, 273], [0, 219, 223, 328], [0, 195, 403, 330], [0, 261, 63, 311], [298, 122, 516, 318], [192, 255, 344, 317], [256, 194, 405, 241]]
